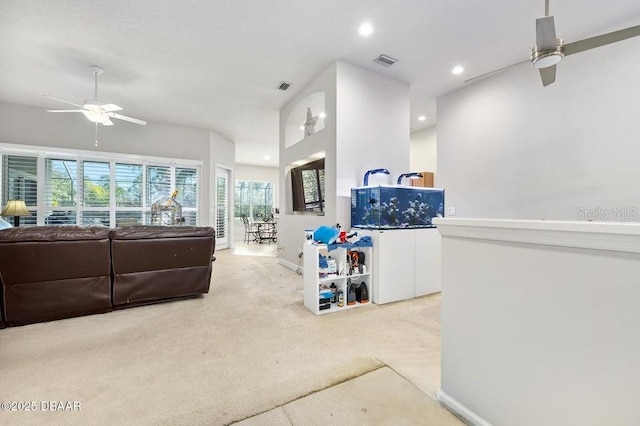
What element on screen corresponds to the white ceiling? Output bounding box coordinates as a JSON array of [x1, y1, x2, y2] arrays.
[[1, 1, 639, 167]]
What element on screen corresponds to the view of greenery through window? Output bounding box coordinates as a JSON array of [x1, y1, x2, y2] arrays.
[[291, 158, 324, 212], [115, 164, 142, 207], [234, 180, 273, 219], [1, 152, 199, 226]]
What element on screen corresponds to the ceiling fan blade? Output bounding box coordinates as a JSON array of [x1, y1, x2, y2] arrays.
[[102, 118, 114, 126], [106, 112, 147, 126], [42, 95, 83, 108], [536, 16, 557, 50], [464, 59, 530, 84], [564, 24, 640, 56], [46, 109, 85, 113], [539, 64, 557, 86], [101, 104, 123, 112]]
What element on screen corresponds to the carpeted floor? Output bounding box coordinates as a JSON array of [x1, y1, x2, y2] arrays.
[[0, 249, 444, 425]]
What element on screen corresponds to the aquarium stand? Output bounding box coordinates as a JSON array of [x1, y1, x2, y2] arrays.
[[358, 228, 441, 304]]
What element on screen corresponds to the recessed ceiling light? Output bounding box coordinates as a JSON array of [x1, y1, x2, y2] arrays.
[[359, 23, 373, 36], [418, 115, 426, 121], [264, 155, 270, 160], [299, 125, 305, 131], [319, 112, 326, 119], [452, 65, 464, 75]]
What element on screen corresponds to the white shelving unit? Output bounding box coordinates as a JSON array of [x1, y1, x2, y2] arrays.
[[303, 243, 373, 315]]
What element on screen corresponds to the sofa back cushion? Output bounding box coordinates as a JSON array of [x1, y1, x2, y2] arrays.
[[110, 226, 214, 273], [0, 226, 111, 283], [0, 226, 112, 326], [110, 226, 215, 307]]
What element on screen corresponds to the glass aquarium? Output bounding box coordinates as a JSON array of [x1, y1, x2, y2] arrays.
[[351, 185, 444, 229]]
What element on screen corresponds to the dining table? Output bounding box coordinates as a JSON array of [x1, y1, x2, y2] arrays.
[[250, 220, 277, 243]]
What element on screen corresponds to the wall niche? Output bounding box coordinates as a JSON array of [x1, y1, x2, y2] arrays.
[[284, 91, 326, 148]]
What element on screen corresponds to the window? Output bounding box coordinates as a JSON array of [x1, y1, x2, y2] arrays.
[[44, 158, 78, 225], [146, 166, 171, 208], [0, 146, 201, 227], [234, 180, 273, 219], [82, 161, 110, 225], [115, 164, 143, 207], [176, 167, 199, 225], [2, 155, 38, 225], [115, 163, 143, 226], [291, 158, 324, 212]]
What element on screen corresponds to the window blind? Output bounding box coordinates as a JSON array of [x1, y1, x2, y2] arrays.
[[1, 155, 38, 225], [44, 158, 78, 225], [115, 163, 143, 207], [81, 161, 110, 225], [146, 165, 171, 206], [0, 148, 201, 227], [175, 167, 198, 225]]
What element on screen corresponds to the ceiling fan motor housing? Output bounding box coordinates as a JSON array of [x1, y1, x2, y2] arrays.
[[83, 99, 103, 110], [531, 40, 565, 68]]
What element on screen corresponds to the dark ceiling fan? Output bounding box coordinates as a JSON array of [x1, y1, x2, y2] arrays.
[[466, 0, 640, 86]]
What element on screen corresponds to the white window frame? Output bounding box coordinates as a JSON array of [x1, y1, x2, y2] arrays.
[[0, 143, 202, 227], [234, 179, 274, 220]]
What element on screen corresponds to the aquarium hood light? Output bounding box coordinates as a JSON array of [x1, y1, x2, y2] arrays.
[[363, 168, 390, 186], [397, 172, 423, 185]]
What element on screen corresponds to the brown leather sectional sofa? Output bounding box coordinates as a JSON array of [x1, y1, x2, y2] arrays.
[[0, 225, 215, 328]]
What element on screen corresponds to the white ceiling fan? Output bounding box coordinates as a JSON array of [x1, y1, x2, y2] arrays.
[[44, 65, 147, 126], [466, 0, 640, 86]]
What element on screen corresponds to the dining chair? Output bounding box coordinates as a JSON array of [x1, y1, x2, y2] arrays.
[[241, 215, 260, 243]]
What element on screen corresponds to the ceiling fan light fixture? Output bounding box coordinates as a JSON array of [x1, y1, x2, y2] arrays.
[[531, 42, 565, 69], [81, 110, 108, 124]]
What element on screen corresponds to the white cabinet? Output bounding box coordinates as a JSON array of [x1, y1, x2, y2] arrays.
[[303, 243, 373, 315], [359, 228, 440, 304]]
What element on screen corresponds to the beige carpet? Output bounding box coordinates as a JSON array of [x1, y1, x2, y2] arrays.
[[0, 250, 445, 425]]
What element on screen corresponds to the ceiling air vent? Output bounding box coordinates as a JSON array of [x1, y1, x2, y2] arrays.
[[277, 81, 293, 91], [373, 54, 398, 67]]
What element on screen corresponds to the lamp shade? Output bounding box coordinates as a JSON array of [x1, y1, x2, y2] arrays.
[[1, 200, 31, 217]]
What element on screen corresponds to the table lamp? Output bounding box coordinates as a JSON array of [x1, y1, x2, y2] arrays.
[[1, 200, 31, 226]]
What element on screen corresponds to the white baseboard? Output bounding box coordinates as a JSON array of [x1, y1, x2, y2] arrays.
[[437, 389, 492, 426], [278, 258, 301, 273]]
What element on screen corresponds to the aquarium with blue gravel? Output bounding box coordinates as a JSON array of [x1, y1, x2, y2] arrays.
[[351, 185, 444, 229]]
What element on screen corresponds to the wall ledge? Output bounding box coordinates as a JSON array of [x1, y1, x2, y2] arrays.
[[433, 218, 640, 254], [437, 389, 492, 426]]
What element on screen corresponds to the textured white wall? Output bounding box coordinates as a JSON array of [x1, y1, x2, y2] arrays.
[[278, 61, 411, 268], [410, 125, 437, 174], [335, 61, 410, 227], [437, 36, 640, 221], [436, 33, 640, 426], [279, 62, 337, 268], [437, 219, 640, 425]]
